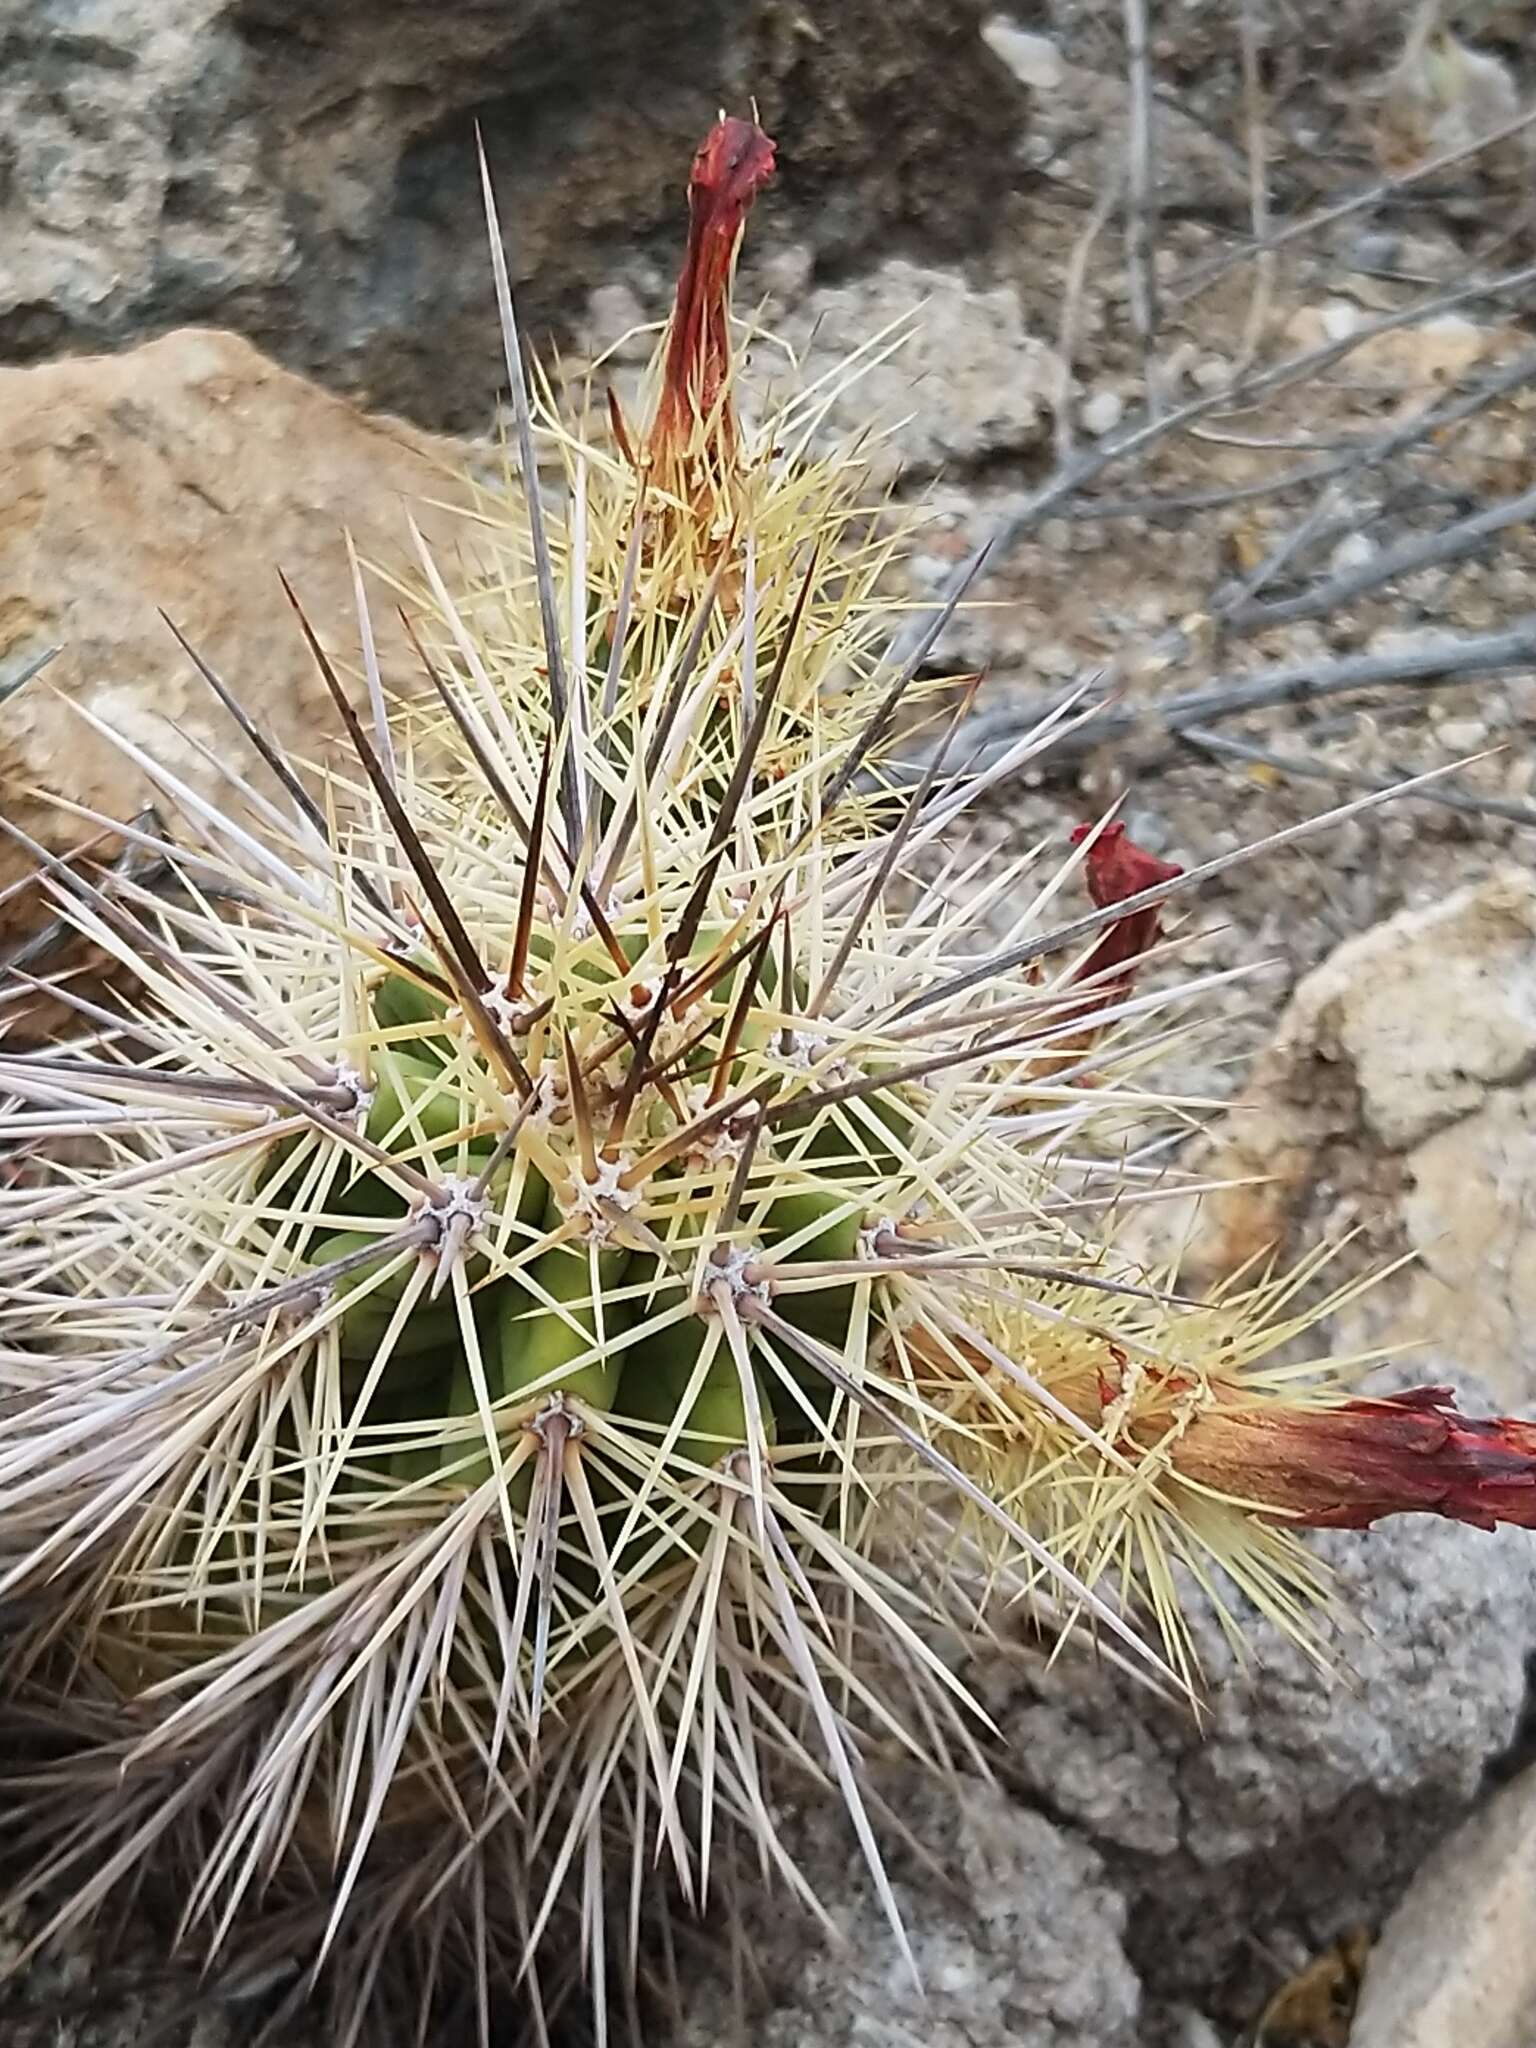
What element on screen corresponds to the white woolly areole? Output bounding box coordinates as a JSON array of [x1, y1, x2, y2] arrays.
[[420, 1175, 489, 1242], [568, 891, 622, 942], [334, 1059, 374, 1132], [569, 1158, 641, 1241], [859, 1217, 897, 1262], [775, 1030, 853, 1088], [480, 987, 529, 1036], [776, 1028, 834, 1070], [702, 1243, 772, 1309], [528, 1067, 568, 1127]]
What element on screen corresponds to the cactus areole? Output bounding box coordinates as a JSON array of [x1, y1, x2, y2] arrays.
[[4, 117, 1536, 2043]]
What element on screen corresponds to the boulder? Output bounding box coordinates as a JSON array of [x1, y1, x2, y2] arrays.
[[0, 0, 1029, 431], [0, 325, 472, 942], [1350, 1762, 1536, 2048], [1164, 870, 1536, 1409], [674, 1780, 1142, 2048], [984, 1509, 1536, 2036]]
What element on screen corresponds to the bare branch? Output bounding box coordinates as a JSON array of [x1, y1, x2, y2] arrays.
[[1179, 723, 1536, 829], [1223, 482, 1536, 634], [1121, 0, 1161, 404], [1234, 0, 1275, 370], [1056, 174, 1123, 466], [894, 618, 1536, 786], [1166, 103, 1536, 309]]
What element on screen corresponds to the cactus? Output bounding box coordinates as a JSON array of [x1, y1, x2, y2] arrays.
[[5, 115, 1536, 2044]]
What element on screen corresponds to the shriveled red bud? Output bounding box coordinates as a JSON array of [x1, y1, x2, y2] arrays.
[[1175, 1384, 1536, 1532], [648, 116, 776, 490], [915, 1327, 1536, 1539], [1021, 822, 1185, 1081], [1069, 821, 1183, 1001]]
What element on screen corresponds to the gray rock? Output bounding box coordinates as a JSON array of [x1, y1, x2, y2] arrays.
[[983, 9, 1249, 207], [1006, 0, 1433, 79], [978, 1510, 1536, 2033], [0, 0, 1029, 430], [0, 1899, 248, 2047], [566, 250, 1060, 498], [674, 1780, 1142, 2048], [669, 1499, 1536, 2048], [765, 259, 1058, 476]]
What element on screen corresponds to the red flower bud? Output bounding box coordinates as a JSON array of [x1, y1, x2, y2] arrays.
[[1069, 821, 1183, 999], [648, 117, 777, 483], [1175, 1384, 1536, 1532]]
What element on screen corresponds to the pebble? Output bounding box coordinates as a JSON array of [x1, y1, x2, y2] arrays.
[[1422, 312, 1484, 348], [1080, 388, 1124, 437], [755, 243, 814, 302], [1170, 2015, 1225, 2048], [1320, 299, 1362, 341], [1368, 625, 1445, 658], [1191, 355, 1232, 392], [1436, 718, 1489, 754], [1156, 341, 1199, 394], [980, 19, 1065, 92], [1330, 531, 1376, 574], [582, 282, 651, 360], [1125, 810, 1175, 854], [1347, 230, 1403, 270]]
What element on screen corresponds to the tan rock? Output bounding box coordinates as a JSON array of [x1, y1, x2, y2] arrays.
[[1171, 870, 1536, 1294], [1279, 305, 1521, 394], [1350, 1764, 1536, 2048], [0, 327, 473, 942], [1395, 1083, 1536, 1409], [1141, 870, 1536, 1422], [1286, 869, 1536, 1153], [1371, 6, 1525, 178]]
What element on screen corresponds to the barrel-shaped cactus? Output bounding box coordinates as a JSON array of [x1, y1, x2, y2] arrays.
[[5, 117, 1536, 2045]]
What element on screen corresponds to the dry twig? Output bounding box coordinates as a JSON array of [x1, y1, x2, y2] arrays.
[[891, 619, 1536, 786], [1178, 723, 1536, 829]]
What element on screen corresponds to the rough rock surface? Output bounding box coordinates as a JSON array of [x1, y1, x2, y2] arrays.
[[1349, 1760, 1536, 2048], [982, 15, 1249, 209], [0, 1904, 240, 2048], [1396, 1085, 1536, 1410], [974, 1510, 1536, 2039], [773, 260, 1058, 476], [0, 0, 1028, 430], [1165, 871, 1536, 1407], [1001, 0, 1501, 91], [570, 255, 1060, 482], [676, 1779, 1142, 2048], [0, 326, 472, 936], [671, 1506, 1536, 2047]]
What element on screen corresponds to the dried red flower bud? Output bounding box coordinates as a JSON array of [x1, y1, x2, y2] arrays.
[[1174, 1384, 1536, 1532], [916, 1329, 1536, 1547], [648, 117, 777, 483], [1069, 821, 1183, 999]]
